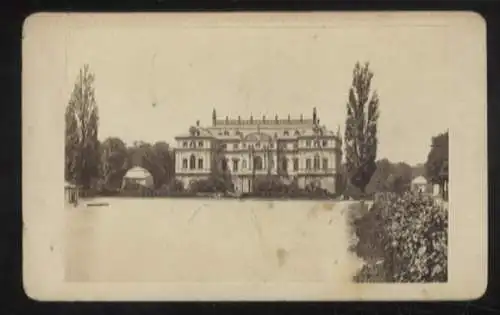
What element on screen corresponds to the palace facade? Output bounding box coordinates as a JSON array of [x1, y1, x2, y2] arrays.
[[174, 108, 343, 193]]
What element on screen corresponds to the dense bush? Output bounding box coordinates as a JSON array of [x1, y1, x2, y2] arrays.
[[188, 176, 234, 193], [351, 191, 448, 282]]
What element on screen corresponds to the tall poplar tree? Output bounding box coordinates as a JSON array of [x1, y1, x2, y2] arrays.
[[65, 64, 100, 189], [344, 62, 380, 196]]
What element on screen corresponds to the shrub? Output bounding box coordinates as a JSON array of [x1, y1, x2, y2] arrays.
[[351, 191, 448, 282]]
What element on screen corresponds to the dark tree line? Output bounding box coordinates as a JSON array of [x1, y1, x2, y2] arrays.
[[341, 159, 419, 198]]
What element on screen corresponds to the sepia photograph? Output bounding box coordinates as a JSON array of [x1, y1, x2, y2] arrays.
[[23, 12, 487, 300]]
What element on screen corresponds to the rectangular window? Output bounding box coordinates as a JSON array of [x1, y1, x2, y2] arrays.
[[182, 159, 188, 169], [323, 158, 328, 170], [234, 143, 239, 149], [322, 140, 328, 147], [306, 140, 311, 147], [293, 158, 299, 171], [198, 158, 203, 169], [183, 141, 188, 148], [198, 141, 204, 147], [313, 157, 320, 170], [233, 159, 239, 172], [306, 159, 311, 170], [242, 159, 247, 169]]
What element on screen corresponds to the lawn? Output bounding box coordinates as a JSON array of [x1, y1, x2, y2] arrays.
[[64, 198, 364, 284]]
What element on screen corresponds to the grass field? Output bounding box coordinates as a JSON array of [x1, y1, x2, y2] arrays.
[[65, 198, 363, 283]]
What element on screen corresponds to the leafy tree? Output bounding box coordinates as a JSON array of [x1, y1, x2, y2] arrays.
[[65, 64, 100, 189], [125, 140, 176, 189], [152, 141, 175, 188], [208, 140, 234, 193], [425, 131, 449, 197], [366, 158, 393, 194], [392, 162, 413, 192], [344, 62, 380, 196], [100, 137, 128, 190], [65, 104, 79, 183]]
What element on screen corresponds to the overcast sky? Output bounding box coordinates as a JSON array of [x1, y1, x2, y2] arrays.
[[39, 13, 484, 165]]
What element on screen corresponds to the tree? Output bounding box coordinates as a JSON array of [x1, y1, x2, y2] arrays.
[[65, 104, 79, 183], [208, 140, 234, 193], [125, 141, 176, 189], [344, 62, 380, 196], [100, 137, 128, 190], [65, 64, 100, 189], [392, 162, 413, 192], [152, 141, 175, 188], [425, 131, 449, 197], [366, 158, 392, 194]]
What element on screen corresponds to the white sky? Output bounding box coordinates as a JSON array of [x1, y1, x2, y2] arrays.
[[45, 13, 483, 165]]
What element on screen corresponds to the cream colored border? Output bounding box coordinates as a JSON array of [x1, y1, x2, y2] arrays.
[[22, 12, 487, 301]]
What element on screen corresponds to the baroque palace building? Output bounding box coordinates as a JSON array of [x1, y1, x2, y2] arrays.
[[174, 108, 343, 193]]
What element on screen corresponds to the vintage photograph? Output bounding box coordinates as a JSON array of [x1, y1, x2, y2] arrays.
[[23, 12, 486, 300]]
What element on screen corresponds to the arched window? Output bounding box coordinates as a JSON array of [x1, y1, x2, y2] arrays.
[[182, 158, 188, 169], [294, 130, 300, 136], [189, 154, 196, 169], [190, 141, 195, 148], [253, 156, 263, 170], [313, 154, 320, 170], [306, 158, 311, 170]]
